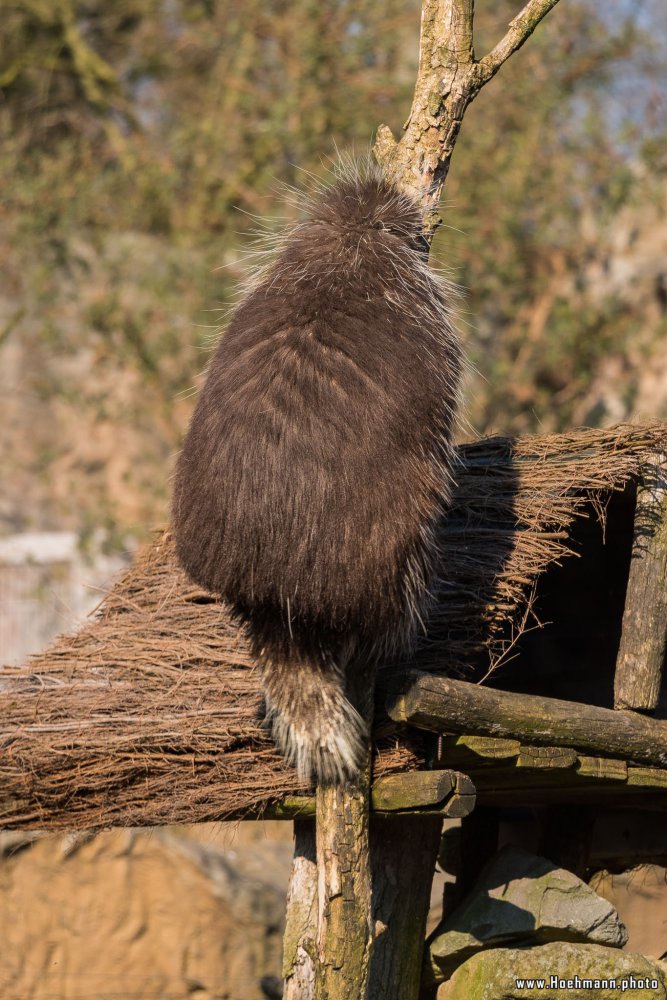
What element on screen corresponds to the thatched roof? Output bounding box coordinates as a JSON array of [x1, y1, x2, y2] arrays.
[[1, 423, 665, 832]]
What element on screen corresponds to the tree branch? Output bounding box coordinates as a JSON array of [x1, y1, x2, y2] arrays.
[[374, 0, 563, 241], [476, 0, 563, 87]]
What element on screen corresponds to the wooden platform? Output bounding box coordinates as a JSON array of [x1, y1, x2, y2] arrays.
[[435, 733, 667, 807]]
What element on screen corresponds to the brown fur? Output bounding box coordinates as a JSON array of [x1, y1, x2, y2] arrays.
[[172, 167, 462, 782]]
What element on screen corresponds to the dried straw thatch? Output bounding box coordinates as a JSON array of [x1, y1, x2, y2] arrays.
[[1, 423, 665, 832]]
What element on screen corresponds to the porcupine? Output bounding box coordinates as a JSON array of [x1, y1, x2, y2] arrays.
[[171, 161, 462, 784]]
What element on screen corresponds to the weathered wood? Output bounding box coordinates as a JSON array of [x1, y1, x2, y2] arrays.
[[516, 746, 577, 769], [576, 756, 628, 781], [387, 671, 667, 767], [258, 771, 471, 820], [368, 814, 444, 1000], [626, 765, 667, 789], [614, 453, 667, 711], [441, 773, 476, 818], [315, 778, 373, 1000], [434, 730, 667, 803], [282, 775, 474, 999], [372, 770, 453, 810], [283, 818, 317, 1000], [263, 797, 318, 820], [437, 734, 521, 768], [466, 758, 667, 806], [374, 0, 561, 240], [315, 667, 375, 1000]]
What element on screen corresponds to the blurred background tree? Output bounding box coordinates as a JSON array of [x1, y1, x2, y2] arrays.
[[1, 0, 666, 547]]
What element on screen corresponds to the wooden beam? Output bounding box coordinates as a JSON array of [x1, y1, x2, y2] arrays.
[[576, 756, 628, 781], [386, 672, 667, 767], [614, 452, 667, 711], [260, 770, 475, 820]]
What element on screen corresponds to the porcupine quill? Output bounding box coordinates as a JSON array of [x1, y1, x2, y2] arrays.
[[172, 159, 463, 784]]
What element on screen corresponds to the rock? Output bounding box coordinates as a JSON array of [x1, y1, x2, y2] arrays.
[[437, 942, 667, 1000], [428, 846, 627, 981], [0, 823, 293, 1000]]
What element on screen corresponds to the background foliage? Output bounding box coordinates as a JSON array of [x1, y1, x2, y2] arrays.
[[1, 0, 666, 545]]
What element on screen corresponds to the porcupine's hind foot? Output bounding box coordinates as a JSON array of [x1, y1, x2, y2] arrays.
[[262, 651, 368, 785]]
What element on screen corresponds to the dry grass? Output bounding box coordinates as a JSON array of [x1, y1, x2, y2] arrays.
[[1, 423, 664, 832]]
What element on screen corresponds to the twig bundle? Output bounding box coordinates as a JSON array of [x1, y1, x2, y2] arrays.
[[1, 423, 664, 832]]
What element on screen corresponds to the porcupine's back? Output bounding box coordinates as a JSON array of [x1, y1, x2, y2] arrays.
[[172, 167, 462, 782]]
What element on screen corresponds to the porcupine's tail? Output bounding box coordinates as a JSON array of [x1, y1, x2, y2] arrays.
[[260, 643, 368, 785]]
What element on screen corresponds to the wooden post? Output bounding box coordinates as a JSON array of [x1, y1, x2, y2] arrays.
[[368, 814, 443, 1000], [614, 452, 667, 711], [283, 770, 476, 997], [315, 776, 373, 999], [284, 819, 318, 1000], [368, 773, 474, 1000]]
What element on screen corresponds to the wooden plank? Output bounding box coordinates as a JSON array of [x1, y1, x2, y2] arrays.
[[446, 752, 667, 806], [615, 452, 667, 711], [576, 756, 628, 781], [386, 671, 667, 768], [436, 734, 521, 768], [517, 745, 578, 769]]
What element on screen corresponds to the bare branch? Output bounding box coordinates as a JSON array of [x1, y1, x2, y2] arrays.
[[374, 0, 563, 241], [476, 0, 563, 86]]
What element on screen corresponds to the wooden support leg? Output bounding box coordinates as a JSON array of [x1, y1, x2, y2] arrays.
[[314, 666, 375, 1000], [369, 813, 443, 1000], [314, 777, 373, 998], [284, 810, 444, 1000], [284, 660, 473, 998], [615, 452, 667, 711], [283, 818, 317, 1000]]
